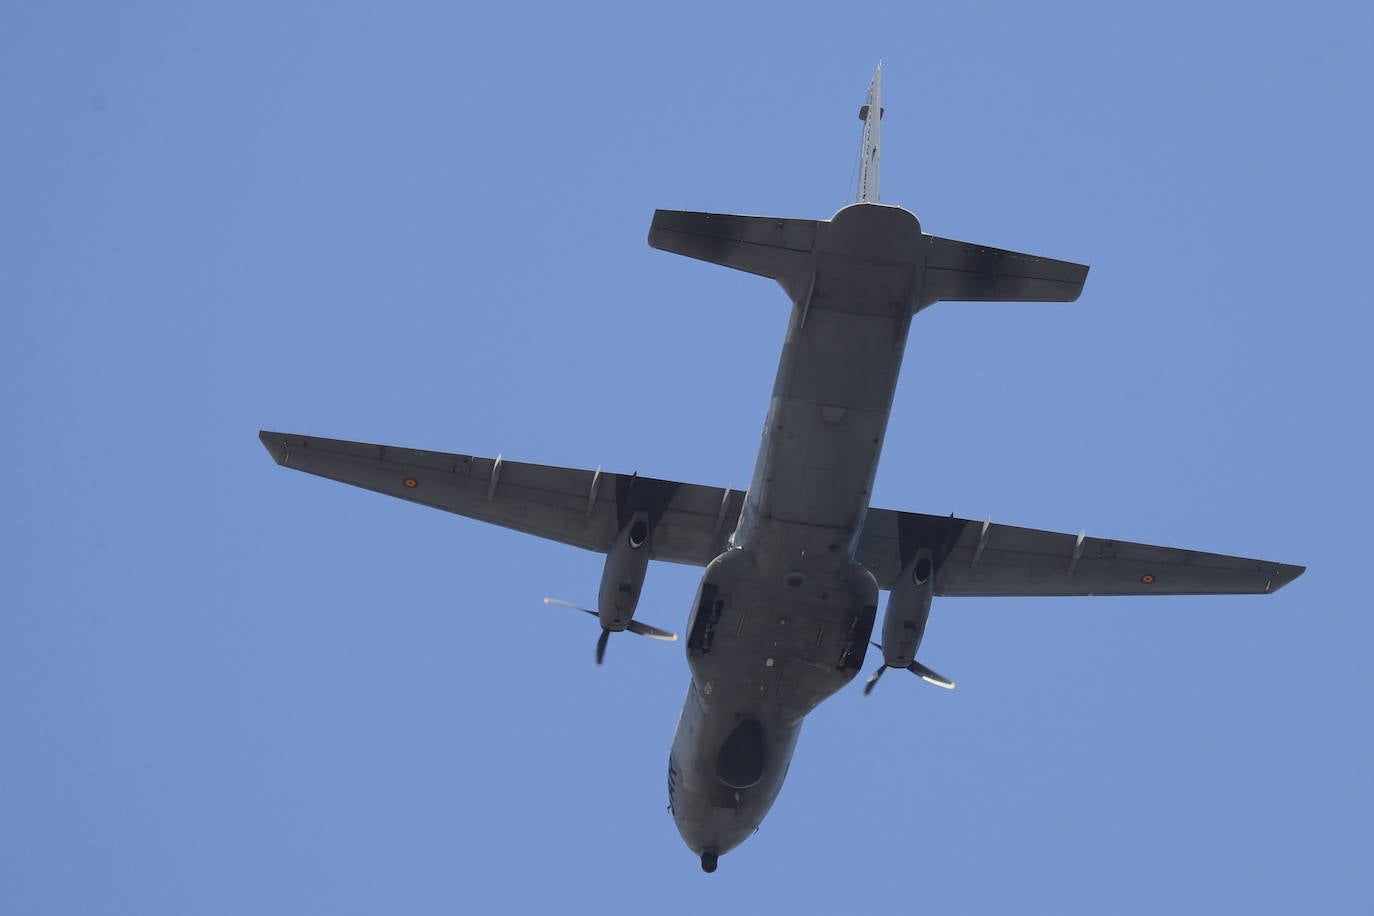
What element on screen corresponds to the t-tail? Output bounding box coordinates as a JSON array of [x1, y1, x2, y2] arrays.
[[647, 64, 1089, 308]]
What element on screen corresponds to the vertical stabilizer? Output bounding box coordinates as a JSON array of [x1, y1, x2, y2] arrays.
[[857, 62, 883, 203]]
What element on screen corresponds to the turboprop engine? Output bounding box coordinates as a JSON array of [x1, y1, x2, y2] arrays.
[[543, 511, 678, 665], [863, 548, 954, 693], [598, 512, 652, 631], [880, 548, 935, 669]]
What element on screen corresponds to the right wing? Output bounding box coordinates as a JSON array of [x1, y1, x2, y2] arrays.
[[853, 509, 1304, 597], [258, 431, 742, 566]]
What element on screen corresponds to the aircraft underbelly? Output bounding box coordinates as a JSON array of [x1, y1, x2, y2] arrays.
[[736, 204, 923, 571], [668, 547, 879, 855]]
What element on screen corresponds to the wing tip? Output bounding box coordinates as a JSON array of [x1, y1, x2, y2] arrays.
[[1268, 563, 1307, 593], [258, 429, 292, 466]]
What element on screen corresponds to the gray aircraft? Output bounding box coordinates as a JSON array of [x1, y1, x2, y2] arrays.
[[259, 65, 1303, 872]]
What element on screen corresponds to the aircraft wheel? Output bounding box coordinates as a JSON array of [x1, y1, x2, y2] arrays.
[[700, 851, 718, 873]]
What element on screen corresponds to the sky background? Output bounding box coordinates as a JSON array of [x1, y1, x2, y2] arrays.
[[5, 1, 1372, 913]]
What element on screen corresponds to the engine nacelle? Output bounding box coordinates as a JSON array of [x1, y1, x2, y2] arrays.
[[880, 548, 934, 669], [598, 511, 651, 631]]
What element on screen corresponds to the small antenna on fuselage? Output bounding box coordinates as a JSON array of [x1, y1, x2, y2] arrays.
[[857, 61, 883, 203]]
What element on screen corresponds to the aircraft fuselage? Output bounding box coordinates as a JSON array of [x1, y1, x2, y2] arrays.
[[668, 203, 923, 862]]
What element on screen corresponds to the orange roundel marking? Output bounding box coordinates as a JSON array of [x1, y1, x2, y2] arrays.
[[1140, 573, 1156, 584], [403, 477, 418, 489]]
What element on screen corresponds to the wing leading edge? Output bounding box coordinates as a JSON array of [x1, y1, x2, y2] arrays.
[[259, 431, 1303, 597]]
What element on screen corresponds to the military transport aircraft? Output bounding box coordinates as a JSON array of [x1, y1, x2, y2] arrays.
[[259, 65, 1304, 872]]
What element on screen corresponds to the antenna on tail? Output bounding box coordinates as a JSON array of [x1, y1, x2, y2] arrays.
[[857, 62, 883, 203]]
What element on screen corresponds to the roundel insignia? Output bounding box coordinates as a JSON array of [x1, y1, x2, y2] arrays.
[[403, 477, 419, 489], [1140, 573, 1156, 584]]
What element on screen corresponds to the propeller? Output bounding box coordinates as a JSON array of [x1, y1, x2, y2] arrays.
[[863, 663, 887, 696], [543, 598, 678, 666], [863, 641, 955, 694]]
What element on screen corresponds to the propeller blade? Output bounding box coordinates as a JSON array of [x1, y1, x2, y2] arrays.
[[626, 619, 679, 641], [595, 628, 611, 666], [863, 663, 886, 696], [908, 660, 955, 690], [544, 597, 598, 618]]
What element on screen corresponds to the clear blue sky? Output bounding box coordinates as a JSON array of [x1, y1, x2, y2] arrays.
[[6, 2, 1371, 913]]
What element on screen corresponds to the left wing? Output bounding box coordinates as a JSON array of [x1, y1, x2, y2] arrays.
[[260, 432, 1303, 596], [258, 431, 742, 566], [852, 509, 1304, 597]]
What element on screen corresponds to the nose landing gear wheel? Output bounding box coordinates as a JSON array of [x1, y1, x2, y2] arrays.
[[700, 851, 718, 873]]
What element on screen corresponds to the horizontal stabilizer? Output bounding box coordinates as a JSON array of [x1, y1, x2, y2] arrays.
[[648, 210, 819, 297], [921, 234, 1088, 305]]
